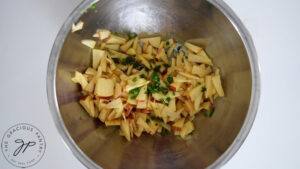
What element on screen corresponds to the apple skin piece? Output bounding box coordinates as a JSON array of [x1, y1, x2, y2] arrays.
[[105, 34, 126, 44], [184, 42, 202, 53], [188, 51, 212, 65], [81, 39, 96, 48], [72, 71, 88, 89], [169, 82, 183, 91], [95, 78, 115, 97], [97, 29, 111, 40], [121, 120, 131, 141], [72, 21, 84, 33], [79, 95, 99, 118], [140, 37, 161, 48], [120, 39, 134, 52], [92, 49, 106, 69], [212, 75, 225, 97]]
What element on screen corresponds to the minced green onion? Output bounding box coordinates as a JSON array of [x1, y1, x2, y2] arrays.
[[209, 107, 215, 118], [159, 87, 168, 95], [202, 87, 207, 92], [167, 75, 173, 83], [146, 119, 150, 123], [150, 115, 156, 120], [166, 97, 171, 102], [132, 77, 137, 82]]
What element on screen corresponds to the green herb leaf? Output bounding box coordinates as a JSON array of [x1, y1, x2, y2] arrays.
[[159, 98, 165, 103], [112, 58, 120, 64], [150, 115, 156, 120], [121, 56, 135, 65], [172, 91, 175, 96], [154, 65, 161, 72], [166, 97, 171, 102], [163, 64, 170, 68], [146, 119, 150, 123], [202, 87, 207, 92], [151, 72, 160, 82], [160, 127, 170, 136], [167, 75, 173, 83], [132, 77, 137, 82], [197, 82, 201, 85], [165, 41, 170, 46], [177, 46, 182, 51], [81, 9, 87, 14], [139, 74, 146, 79], [159, 87, 169, 95], [90, 2, 97, 9], [150, 59, 156, 64], [129, 88, 140, 99], [209, 107, 215, 118]]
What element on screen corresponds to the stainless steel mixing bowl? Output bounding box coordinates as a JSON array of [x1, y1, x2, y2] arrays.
[[47, 0, 260, 168]]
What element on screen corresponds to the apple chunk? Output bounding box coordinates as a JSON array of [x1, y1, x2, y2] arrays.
[[81, 39, 96, 48], [79, 95, 98, 118], [184, 42, 202, 53], [92, 49, 106, 69], [188, 51, 212, 65], [97, 29, 111, 40], [72, 71, 88, 89], [136, 85, 148, 109], [140, 37, 161, 48], [212, 75, 225, 97], [105, 34, 126, 44], [95, 78, 114, 97]]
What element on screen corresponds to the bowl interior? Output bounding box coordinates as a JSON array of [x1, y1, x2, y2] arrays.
[[55, 0, 252, 168]]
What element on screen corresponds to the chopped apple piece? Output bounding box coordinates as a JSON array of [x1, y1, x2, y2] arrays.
[[100, 56, 107, 72], [200, 101, 211, 111], [212, 75, 225, 97], [81, 39, 96, 48], [98, 108, 110, 122], [140, 37, 161, 48], [106, 98, 123, 109], [132, 37, 138, 50], [105, 119, 121, 126], [205, 75, 214, 99], [79, 95, 98, 118], [180, 121, 194, 139], [194, 94, 203, 111], [169, 82, 183, 91], [104, 44, 120, 50], [125, 78, 149, 92], [178, 72, 201, 80], [184, 42, 202, 53], [167, 43, 177, 58], [121, 120, 131, 141], [139, 57, 151, 69], [106, 34, 126, 44], [72, 21, 84, 33], [114, 83, 122, 98], [172, 118, 185, 131], [164, 38, 175, 48], [126, 48, 136, 55], [93, 49, 106, 69], [72, 71, 88, 89], [136, 85, 147, 109], [176, 51, 184, 67], [184, 100, 194, 113], [95, 78, 114, 97], [97, 29, 111, 40], [189, 86, 202, 101], [120, 39, 134, 52], [192, 64, 212, 77], [84, 77, 96, 93], [188, 51, 212, 65], [183, 57, 192, 72], [137, 118, 154, 134], [85, 67, 97, 75], [156, 48, 169, 64]]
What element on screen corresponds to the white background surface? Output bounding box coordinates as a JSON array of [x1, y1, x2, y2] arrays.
[[0, 0, 299, 168]]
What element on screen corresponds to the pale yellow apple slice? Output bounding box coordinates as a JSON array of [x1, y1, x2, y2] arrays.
[[212, 74, 225, 97], [172, 118, 185, 131], [176, 51, 184, 66], [188, 51, 212, 65], [106, 98, 123, 109], [192, 64, 212, 77], [180, 121, 194, 139], [81, 39, 96, 48], [92, 49, 106, 69], [205, 75, 214, 99], [120, 39, 134, 52], [140, 37, 161, 48], [121, 120, 131, 141], [136, 85, 147, 109], [72, 71, 88, 89], [105, 119, 121, 126], [167, 43, 177, 57], [132, 37, 138, 50], [96, 29, 111, 40], [126, 48, 136, 55], [104, 44, 120, 50], [169, 82, 183, 91], [184, 42, 202, 53], [79, 95, 99, 118], [98, 108, 111, 122], [95, 78, 114, 97], [189, 86, 202, 101], [105, 34, 126, 44], [72, 21, 84, 33], [84, 77, 96, 93]]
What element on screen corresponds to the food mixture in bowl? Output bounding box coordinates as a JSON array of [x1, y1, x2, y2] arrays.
[[71, 24, 224, 141]]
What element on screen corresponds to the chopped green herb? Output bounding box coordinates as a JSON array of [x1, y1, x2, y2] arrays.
[[160, 127, 170, 136], [167, 75, 173, 83], [139, 74, 146, 79], [90, 2, 97, 9], [154, 65, 161, 72], [126, 32, 137, 40], [166, 97, 171, 102], [129, 88, 140, 99], [112, 58, 120, 64], [164, 81, 170, 88], [197, 82, 201, 85], [177, 46, 182, 51], [151, 72, 160, 82], [172, 91, 175, 96], [188, 131, 194, 136], [146, 119, 150, 123], [209, 107, 215, 118], [132, 77, 137, 82], [163, 64, 170, 68], [155, 123, 158, 126], [81, 9, 88, 14], [150, 59, 156, 64], [133, 62, 144, 70], [150, 115, 156, 120], [159, 98, 165, 103], [159, 87, 169, 95], [121, 56, 135, 65], [165, 41, 170, 46], [204, 112, 208, 118], [202, 87, 207, 92], [144, 67, 150, 72]]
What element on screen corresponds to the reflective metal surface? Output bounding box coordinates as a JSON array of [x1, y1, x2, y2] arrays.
[[47, 0, 260, 168]]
